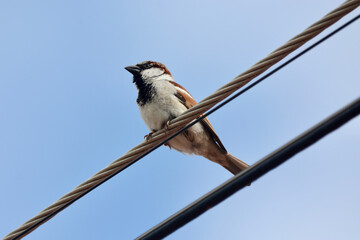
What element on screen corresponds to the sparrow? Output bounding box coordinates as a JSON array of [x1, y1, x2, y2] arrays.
[[125, 61, 249, 175]]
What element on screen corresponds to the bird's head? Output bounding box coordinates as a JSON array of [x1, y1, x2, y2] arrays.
[[125, 61, 172, 84]]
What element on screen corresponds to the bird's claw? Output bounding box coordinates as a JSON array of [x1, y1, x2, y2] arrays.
[[144, 131, 155, 141], [164, 120, 170, 130], [164, 120, 171, 136]]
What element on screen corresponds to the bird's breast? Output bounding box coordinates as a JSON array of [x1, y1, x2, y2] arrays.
[[138, 100, 172, 131], [137, 80, 187, 131]]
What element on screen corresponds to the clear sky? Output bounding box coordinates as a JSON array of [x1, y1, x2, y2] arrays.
[[1, 1, 359, 239]]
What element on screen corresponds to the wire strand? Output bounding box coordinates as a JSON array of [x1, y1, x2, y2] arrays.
[[3, 1, 359, 239]]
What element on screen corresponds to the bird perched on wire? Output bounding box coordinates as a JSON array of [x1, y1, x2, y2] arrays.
[[125, 61, 249, 175]]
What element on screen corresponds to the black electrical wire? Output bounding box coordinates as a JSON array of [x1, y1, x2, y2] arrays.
[[137, 97, 360, 239]]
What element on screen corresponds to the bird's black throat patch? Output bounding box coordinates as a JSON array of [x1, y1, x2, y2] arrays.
[[133, 76, 155, 106]]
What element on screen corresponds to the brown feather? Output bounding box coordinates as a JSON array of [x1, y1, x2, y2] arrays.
[[169, 81, 227, 153]]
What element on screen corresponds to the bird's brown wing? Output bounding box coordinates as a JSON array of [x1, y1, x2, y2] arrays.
[[200, 116, 227, 153], [169, 81, 227, 153]]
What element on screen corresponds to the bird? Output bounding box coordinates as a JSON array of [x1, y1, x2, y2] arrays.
[[125, 60, 249, 175]]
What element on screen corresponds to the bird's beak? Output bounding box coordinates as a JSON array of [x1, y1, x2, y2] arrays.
[[125, 65, 141, 75]]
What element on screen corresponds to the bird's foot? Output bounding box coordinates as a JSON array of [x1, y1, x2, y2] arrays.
[[163, 121, 172, 148], [144, 131, 156, 141], [164, 120, 171, 136]]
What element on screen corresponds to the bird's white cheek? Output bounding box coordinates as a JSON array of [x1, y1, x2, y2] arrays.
[[141, 68, 164, 79]]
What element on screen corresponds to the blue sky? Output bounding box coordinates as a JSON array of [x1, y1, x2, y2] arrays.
[[1, 1, 359, 239]]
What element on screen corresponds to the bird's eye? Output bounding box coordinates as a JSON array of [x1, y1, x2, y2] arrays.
[[137, 62, 154, 70], [144, 63, 152, 69]]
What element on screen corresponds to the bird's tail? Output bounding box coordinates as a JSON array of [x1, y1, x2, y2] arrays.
[[223, 153, 249, 175]]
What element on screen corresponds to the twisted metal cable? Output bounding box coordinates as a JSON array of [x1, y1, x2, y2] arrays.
[[3, 1, 359, 239]]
